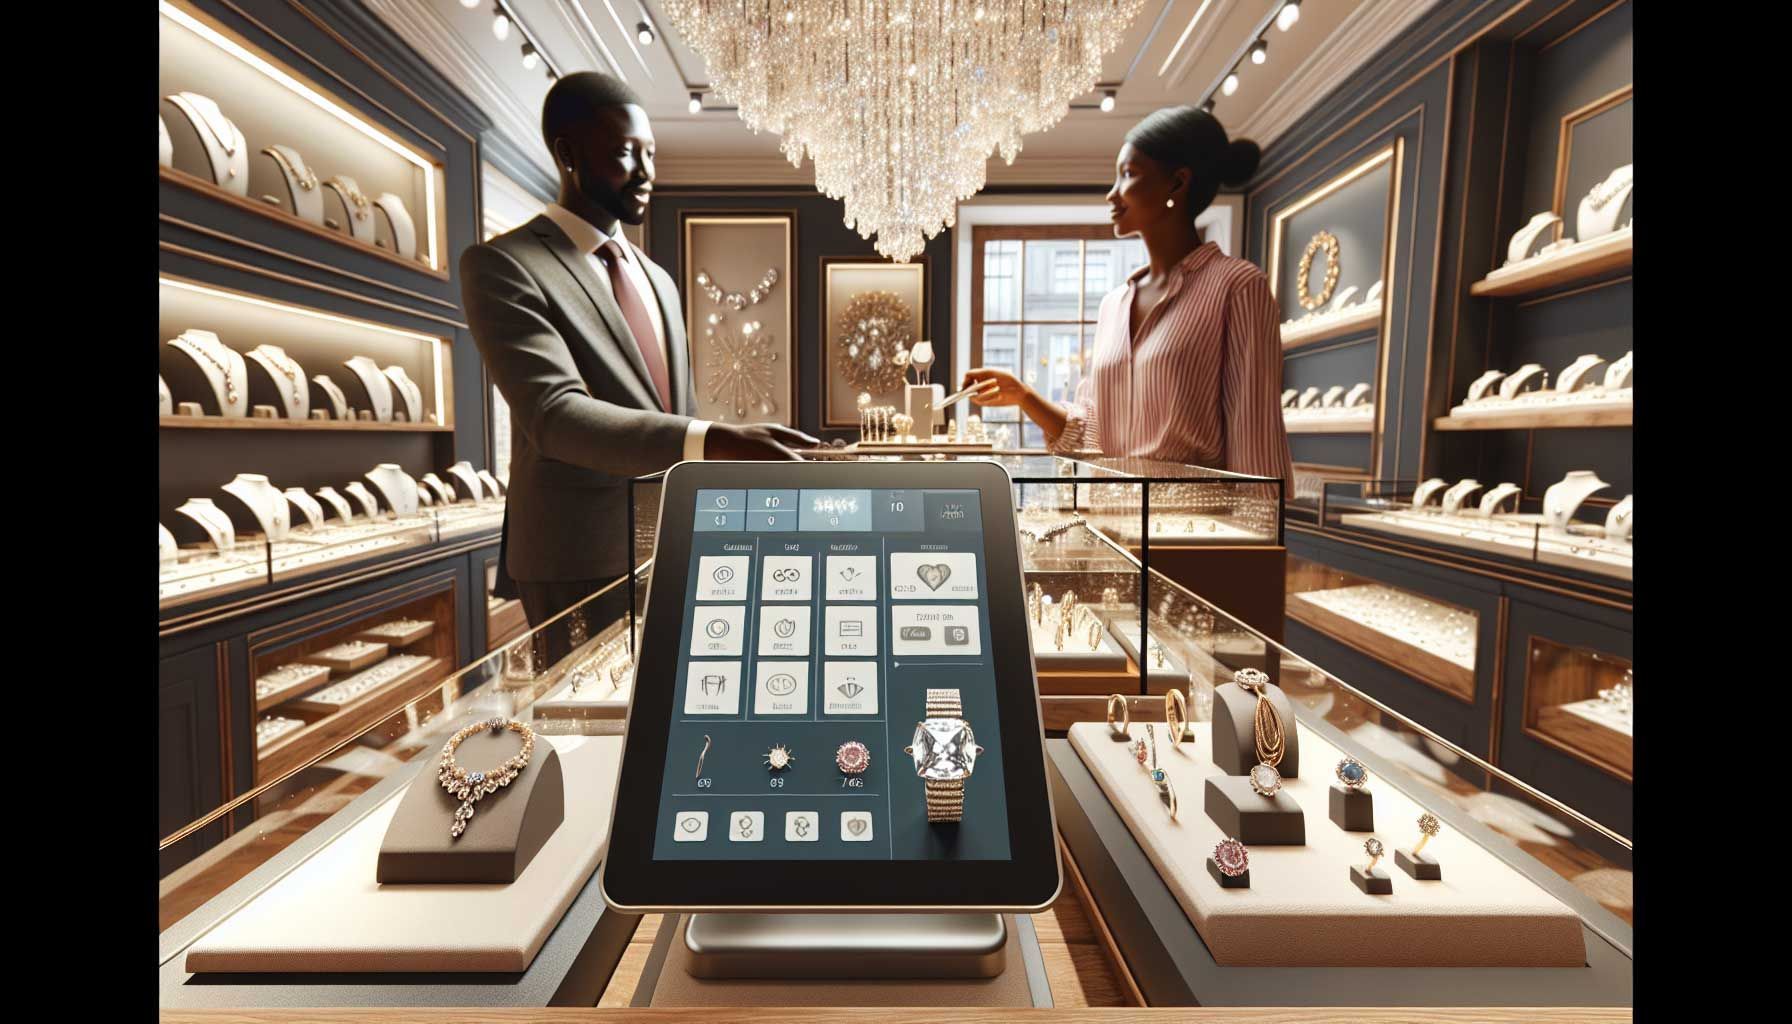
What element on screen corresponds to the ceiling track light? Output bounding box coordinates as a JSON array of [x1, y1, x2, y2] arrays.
[[459, 0, 480, 7], [1250, 39, 1268, 65], [491, 3, 510, 42], [1099, 89, 1116, 113], [1221, 69, 1240, 96], [637, 20, 655, 46], [1201, 98, 1216, 114], [688, 91, 703, 114], [520, 42, 539, 70], [1277, 1, 1301, 32]]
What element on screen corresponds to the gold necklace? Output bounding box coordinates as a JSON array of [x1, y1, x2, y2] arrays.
[[257, 348, 304, 406], [262, 145, 317, 191], [175, 335, 239, 405], [330, 177, 371, 220], [437, 717, 536, 839]]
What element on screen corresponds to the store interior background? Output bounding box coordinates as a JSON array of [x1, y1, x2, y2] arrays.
[[158, 0, 1631, 947]]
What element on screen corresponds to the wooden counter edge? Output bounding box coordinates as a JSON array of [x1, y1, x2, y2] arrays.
[[160, 1008, 1631, 1022]]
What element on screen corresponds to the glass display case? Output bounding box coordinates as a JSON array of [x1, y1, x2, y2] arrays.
[[1283, 553, 1479, 702], [1522, 638, 1632, 782]]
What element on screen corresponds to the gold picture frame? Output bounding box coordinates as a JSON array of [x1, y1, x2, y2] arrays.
[[679, 212, 799, 427], [821, 257, 929, 428]]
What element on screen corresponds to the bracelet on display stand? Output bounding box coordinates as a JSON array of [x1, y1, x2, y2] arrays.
[[1281, 388, 1299, 409], [1321, 385, 1346, 408], [1604, 494, 1633, 542], [1604, 351, 1633, 389], [1343, 382, 1373, 407], [446, 462, 485, 502], [343, 481, 383, 519], [1324, 285, 1360, 315], [1464, 369, 1506, 403], [1362, 279, 1384, 304], [421, 473, 456, 505], [259, 144, 324, 226], [1297, 386, 1321, 409], [161, 92, 247, 195], [1440, 479, 1483, 515]]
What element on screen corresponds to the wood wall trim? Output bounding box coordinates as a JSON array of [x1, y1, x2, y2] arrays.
[[159, 241, 468, 331], [160, 214, 459, 311], [158, 1009, 1633, 1023]]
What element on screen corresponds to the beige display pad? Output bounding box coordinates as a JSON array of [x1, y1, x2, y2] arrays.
[[641, 914, 1033, 1007], [184, 736, 620, 974], [1067, 722, 1585, 967]]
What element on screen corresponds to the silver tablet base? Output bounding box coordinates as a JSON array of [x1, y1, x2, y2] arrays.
[[683, 912, 1008, 979]]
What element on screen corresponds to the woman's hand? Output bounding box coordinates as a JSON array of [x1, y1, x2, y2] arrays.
[[960, 367, 1029, 407]]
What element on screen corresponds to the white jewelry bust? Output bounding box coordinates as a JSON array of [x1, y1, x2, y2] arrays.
[[1555, 354, 1607, 394], [1281, 388, 1300, 409], [415, 481, 434, 507], [342, 481, 383, 519], [315, 487, 354, 523], [1505, 211, 1562, 266], [246, 345, 309, 419], [1604, 351, 1633, 389], [342, 356, 394, 422], [1411, 478, 1449, 509], [311, 375, 349, 420], [1441, 479, 1483, 515], [420, 473, 455, 504], [1324, 285, 1360, 315], [159, 375, 173, 416], [168, 330, 248, 417], [446, 462, 485, 501], [162, 92, 247, 195], [381, 365, 422, 423], [282, 488, 324, 531], [364, 464, 420, 516], [476, 470, 505, 498], [158, 115, 174, 168], [1465, 370, 1506, 403], [1604, 494, 1632, 542], [1497, 364, 1547, 402], [1479, 482, 1521, 516], [323, 176, 377, 243], [1321, 385, 1346, 408], [372, 193, 418, 259], [1297, 386, 1322, 410], [222, 473, 290, 541], [259, 144, 324, 226], [1343, 382, 1374, 408], [1362, 279, 1384, 304], [1542, 470, 1610, 534], [160, 522, 178, 564], [176, 498, 236, 552], [1575, 164, 1633, 242]]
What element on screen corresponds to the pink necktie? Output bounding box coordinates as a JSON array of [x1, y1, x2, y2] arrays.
[[597, 239, 672, 412]]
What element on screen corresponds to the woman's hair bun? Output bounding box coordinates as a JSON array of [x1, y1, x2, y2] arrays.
[[1219, 139, 1261, 186]]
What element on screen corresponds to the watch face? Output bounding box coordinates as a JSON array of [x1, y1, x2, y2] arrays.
[[911, 718, 979, 781]]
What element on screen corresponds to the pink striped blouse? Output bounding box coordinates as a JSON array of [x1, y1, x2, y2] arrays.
[[1050, 241, 1294, 491]]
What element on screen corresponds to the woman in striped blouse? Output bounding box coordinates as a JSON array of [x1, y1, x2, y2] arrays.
[[963, 107, 1294, 492]]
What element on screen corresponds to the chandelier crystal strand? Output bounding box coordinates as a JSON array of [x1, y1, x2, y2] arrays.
[[663, 0, 1144, 261]]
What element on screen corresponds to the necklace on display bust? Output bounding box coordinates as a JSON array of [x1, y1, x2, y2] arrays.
[[259, 144, 324, 226], [1576, 164, 1633, 241], [695, 266, 778, 311], [342, 481, 382, 519], [282, 488, 324, 531], [175, 498, 235, 552], [324, 176, 377, 243], [1542, 471, 1610, 534], [169, 330, 247, 416], [446, 462, 484, 501], [381, 365, 422, 423], [222, 474, 289, 541], [247, 345, 308, 418], [1604, 494, 1633, 542], [420, 473, 455, 505], [372, 194, 418, 260], [1604, 351, 1633, 389], [364, 464, 419, 517], [1504, 211, 1562, 266], [476, 470, 505, 498], [311, 375, 348, 420], [314, 487, 354, 523], [159, 522, 178, 564], [438, 717, 536, 839], [342, 356, 394, 422], [158, 115, 173, 168], [163, 92, 247, 194], [159, 375, 173, 416]]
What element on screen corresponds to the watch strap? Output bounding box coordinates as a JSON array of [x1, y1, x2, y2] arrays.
[[924, 688, 962, 718], [922, 688, 966, 821]]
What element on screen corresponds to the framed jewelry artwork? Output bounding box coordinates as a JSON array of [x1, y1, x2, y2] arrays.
[[821, 257, 929, 429], [679, 212, 798, 427], [1552, 84, 1633, 244]]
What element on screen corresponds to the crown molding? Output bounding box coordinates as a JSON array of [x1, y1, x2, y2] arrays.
[[1235, 0, 1446, 148], [360, 0, 557, 184], [1163, 0, 1245, 87]]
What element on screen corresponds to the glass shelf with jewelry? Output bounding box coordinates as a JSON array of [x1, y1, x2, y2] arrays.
[[249, 585, 458, 786], [1321, 478, 1632, 584], [1284, 553, 1479, 703], [1522, 640, 1632, 782], [160, 577, 640, 943]]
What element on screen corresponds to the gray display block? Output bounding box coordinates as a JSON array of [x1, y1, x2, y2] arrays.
[[377, 730, 564, 884], [1205, 858, 1249, 889], [1211, 681, 1300, 778], [1328, 784, 1374, 831], [1203, 776, 1305, 845], [1350, 865, 1393, 895], [1397, 848, 1442, 880]]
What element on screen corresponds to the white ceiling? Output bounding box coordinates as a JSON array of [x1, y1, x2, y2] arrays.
[[371, 1, 1434, 191]]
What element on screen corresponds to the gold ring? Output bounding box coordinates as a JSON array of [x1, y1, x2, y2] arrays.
[[1413, 811, 1440, 856], [1106, 693, 1131, 739], [1160, 775, 1178, 819], [1363, 836, 1384, 874], [1164, 688, 1188, 746]]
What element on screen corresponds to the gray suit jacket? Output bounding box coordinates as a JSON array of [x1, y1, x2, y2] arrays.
[[461, 214, 696, 582]]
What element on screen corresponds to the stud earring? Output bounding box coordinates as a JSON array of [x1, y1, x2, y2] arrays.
[[1166, 198, 1175, 208]]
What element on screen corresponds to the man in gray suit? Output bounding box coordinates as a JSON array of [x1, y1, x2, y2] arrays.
[[463, 72, 815, 626]]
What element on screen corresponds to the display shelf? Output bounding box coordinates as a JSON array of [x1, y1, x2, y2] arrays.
[[253, 663, 332, 713], [257, 654, 449, 783], [1468, 227, 1632, 297], [1523, 638, 1632, 781], [1279, 300, 1382, 349], [159, 517, 447, 611], [1283, 412, 1374, 434], [159, 414, 451, 432], [1337, 507, 1631, 582], [1285, 557, 1477, 702], [158, 0, 447, 275], [1433, 404, 1631, 430]]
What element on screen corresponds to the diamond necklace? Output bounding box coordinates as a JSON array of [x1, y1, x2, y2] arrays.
[[1586, 168, 1632, 211], [174, 334, 239, 405], [695, 267, 777, 311], [437, 717, 536, 839], [256, 348, 304, 406]]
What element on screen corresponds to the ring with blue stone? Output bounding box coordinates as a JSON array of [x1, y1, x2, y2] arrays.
[[1335, 756, 1369, 791]]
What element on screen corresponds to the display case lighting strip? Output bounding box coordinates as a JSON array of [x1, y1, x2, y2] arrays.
[[160, 277, 446, 424], [159, 1, 441, 268]]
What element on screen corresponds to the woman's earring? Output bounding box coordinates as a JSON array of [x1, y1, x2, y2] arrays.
[[1166, 198, 1175, 208]]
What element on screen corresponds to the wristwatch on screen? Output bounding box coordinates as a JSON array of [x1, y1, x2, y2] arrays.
[[907, 688, 984, 823]]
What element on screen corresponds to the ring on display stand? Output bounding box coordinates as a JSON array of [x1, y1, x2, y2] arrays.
[[1412, 812, 1441, 857], [1106, 693, 1131, 739], [1164, 688, 1189, 746]]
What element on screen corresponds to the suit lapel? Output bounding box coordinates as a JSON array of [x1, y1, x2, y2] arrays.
[[526, 216, 662, 411], [636, 245, 692, 415]]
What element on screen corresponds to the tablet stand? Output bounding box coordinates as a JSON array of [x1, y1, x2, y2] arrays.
[[682, 912, 1007, 979]]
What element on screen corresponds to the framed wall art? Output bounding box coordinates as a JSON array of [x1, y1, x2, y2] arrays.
[[679, 212, 797, 427], [821, 257, 929, 429]]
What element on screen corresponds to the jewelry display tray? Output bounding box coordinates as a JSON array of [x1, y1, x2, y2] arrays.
[[177, 736, 622, 977], [1049, 732, 1631, 1005]]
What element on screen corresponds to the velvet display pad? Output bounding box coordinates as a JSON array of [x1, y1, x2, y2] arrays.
[[640, 914, 1035, 1007], [376, 729, 564, 884], [184, 736, 620, 974], [1211, 681, 1300, 778], [1067, 722, 1586, 967]]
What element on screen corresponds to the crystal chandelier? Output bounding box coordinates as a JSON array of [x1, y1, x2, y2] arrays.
[[661, 0, 1145, 261]]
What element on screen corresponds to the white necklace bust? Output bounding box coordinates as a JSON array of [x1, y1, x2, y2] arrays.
[[381, 365, 422, 423], [283, 488, 324, 531], [364, 464, 420, 516], [315, 487, 354, 523], [342, 481, 383, 519], [311, 375, 349, 420], [176, 498, 235, 552], [343, 356, 394, 422], [247, 345, 309, 419], [222, 474, 290, 541], [421, 473, 455, 504], [163, 92, 247, 195], [1411, 478, 1449, 509], [1575, 164, 1633, 242], [169, 330, 248, 417], [477, 470, 505, 498], [1478, 482, 1522, 516], [259, 144, 323, 226], [1542, 471, 1610, 534], [446, 462, 484, 501]]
